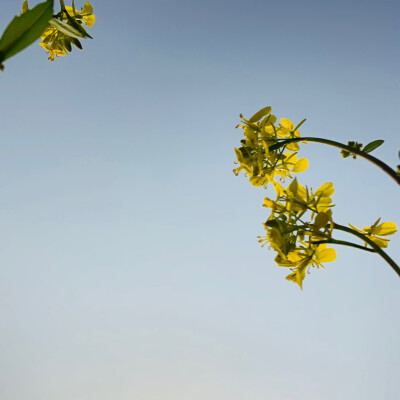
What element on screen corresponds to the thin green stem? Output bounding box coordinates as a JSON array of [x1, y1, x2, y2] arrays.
[[269, 137, 400, 185], [334, 223, 400, 277], [311, 239, 376, 253]]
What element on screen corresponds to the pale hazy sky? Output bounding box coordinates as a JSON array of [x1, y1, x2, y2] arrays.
[[1, 0, 399, 399]]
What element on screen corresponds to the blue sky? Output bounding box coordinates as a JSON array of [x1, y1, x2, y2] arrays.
[[0, 0, 399, 399]]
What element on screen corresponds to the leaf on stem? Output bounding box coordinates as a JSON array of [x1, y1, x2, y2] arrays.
[[63, 8, 92, 39], [49, 17, 86, 39], [0, 0, 53, 68], [363, 139, 384, 154]]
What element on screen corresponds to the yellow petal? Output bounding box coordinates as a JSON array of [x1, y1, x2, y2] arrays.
[[291, 158, 309, 173], [280, 118, 294, 131], [288, 252, 302, 262], [283, 152, 297, 165], [40, 27, 54, 39], [263, 125, 275, 135], [84, 14, 96, 27], [39, 42, 51, 50], [262, 114, 277, 126], [248, 107, 272, 123], [275, 256, 296, 267], [64, 6, 76, 14], [82, 1, 94, 14], [263, 197, 275, 208], [249, 176, 267, 187], [369, 236, 389, 248], [286, 142, 300, 151], [234, 148, 243, 163], [287, 179, 307, 200], [372, 222, 397, 236], [272, 181, 285, 196], [286, 267, 306, 290], [276, 128, 288, 138], [317, 248, 336, 263], [261, 140, 270, 156], [315, 182, 335, 197]]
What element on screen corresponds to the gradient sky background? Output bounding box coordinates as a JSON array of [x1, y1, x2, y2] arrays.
[[1, 0, 400, 399]]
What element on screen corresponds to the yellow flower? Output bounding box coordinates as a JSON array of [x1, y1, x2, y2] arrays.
[[233, 108, 309, 194], [64, 2, 96, 28], [276, 118, 301, 151], [39, 1, 95, 61], [258, 218, 299, 259], [285, 179, 334, 213], [285, 244, 336, 289], [39, 41, 67, 61], [348, 219, 397, 248]]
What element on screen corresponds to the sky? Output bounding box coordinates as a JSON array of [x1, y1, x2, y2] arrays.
[[0, 0, 399, 399]]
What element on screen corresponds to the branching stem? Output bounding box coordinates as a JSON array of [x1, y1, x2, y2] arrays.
[[311, 239, 376, 253], [269, 137, 400, 185], [333, 223, 400, 277]]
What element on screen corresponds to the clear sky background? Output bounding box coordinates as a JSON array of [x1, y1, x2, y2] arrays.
[[0, 0, 399, 399]]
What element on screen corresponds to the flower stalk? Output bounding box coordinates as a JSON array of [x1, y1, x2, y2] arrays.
[[269, 137, 400, 185], [333, 223, 400, 277], [311, 238, 376, 253]]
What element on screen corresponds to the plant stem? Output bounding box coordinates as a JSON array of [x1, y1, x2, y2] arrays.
[[311, 239, 376, 253], [269, 137, 400, 185], [333, 223, 400, 277]]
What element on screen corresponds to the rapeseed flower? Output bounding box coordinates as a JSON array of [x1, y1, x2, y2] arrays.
[[39, 1, 95, 61], [284, 244, 336, 289], [348, 219, 397, 248]]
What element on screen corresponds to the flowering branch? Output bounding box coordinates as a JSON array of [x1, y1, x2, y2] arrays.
[[0, 1, 95, 69], [233, 106, 399, 288], [333, 223, 400, 277]]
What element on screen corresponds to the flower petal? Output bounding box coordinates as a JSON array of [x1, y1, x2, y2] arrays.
[[280, 118, 294, 131], [291, 158, 309, 173], [317, 248, 336, 263], [315, 182, 335, 197], [373, 222, 397, 236]]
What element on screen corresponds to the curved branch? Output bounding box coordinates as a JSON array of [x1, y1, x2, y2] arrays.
[[311, 238, 376, 253], [268, 137, 400, 185], [333, 223, 400, 277]]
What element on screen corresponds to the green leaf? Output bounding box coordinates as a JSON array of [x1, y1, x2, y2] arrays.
[[265, 220, 279, 228], [71, 37, 82, 49], [248, 107, 272, 123], [0, 0, 53, 66], [63, 9, 92, 39], [49, 17, 86, 39], [363, 139, 384, 154]]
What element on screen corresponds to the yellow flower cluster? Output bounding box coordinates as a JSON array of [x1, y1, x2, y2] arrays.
[[349, 219, 397, 248], [41, 2, 95, 61], [258, 178, 337, 289], [234, 106, 398, 288], [234, 107, 334, 288], [233, 107, 308, 194], [21, 1, 95, 61]]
